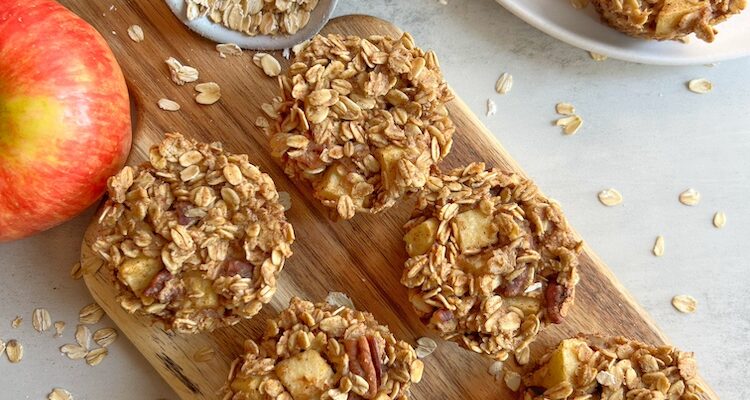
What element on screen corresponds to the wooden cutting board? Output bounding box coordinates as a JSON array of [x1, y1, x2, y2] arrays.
[[70, 1, 718, 399]]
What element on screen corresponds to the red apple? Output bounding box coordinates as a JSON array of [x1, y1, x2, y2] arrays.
[[0, 0, 132, 241]]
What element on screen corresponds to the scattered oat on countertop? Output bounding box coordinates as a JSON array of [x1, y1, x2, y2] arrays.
[[127, 24, 144, 42], [11, 316, 22, 328], [672, 294, 697, 313], [0, 339, 5, 358], [555, 102, 575, 115], [495, 72, 513, 94], [60, 343, 87, 360], [216, 43, 242, 57], [157, 98, 181, 111], [688, 78, 712, 94], [555, 114, 583, 135], [597, 188, 622, 206], [70, 262, 83, 280], [48, 388, 73, 400], [486, 98, 497, 117], [6, 339, 23, 363], [652, 235, 665, 257], [165, 57, 199, 85], [504, 369, 522, 392], [79, 303, 105, 325], [679, 188, 700, 206], [194, 82, 221, 105], [54, 321, 66, 337], [32, 308, 52, 333], [488, 360, 504, 380], [93, 328, 118, 348], [85, 347, 108, 366], [75, 324, 91, 350], [588, 51, 607, 61], [713, 211, 726, 228]]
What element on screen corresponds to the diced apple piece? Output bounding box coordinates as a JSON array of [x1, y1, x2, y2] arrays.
[[404, 218, 438, 256], [230, 376, 264, 399], [317, 167, 350, 200], [454, 209, 498, 252], [504, 296, 541, 316], [183, 271, 219, 309], [376, 145, 405, 192], [117, 256, 163, 296], [275, 349, 334, 400], [656, 0, 707, 36], [530, 338, 586, 389]]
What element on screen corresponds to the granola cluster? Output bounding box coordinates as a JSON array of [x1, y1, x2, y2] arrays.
[[400, 163, 582, 361], [268, 32, 455, 219], [92, 133, 294, 333], [522, 334, 706, 400], [224, 297, 423, 400], [591, 0, 746, 42], [184, 0, 319, 36]]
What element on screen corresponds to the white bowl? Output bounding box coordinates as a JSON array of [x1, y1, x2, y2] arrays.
[[496, 0, 750, 65], [165, 0, 338, 50]]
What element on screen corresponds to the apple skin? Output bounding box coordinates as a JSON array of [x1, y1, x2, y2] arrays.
[[0, 0, 132, 242]]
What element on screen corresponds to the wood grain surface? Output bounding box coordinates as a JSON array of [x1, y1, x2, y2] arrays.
[[70, 1, 718, 399]]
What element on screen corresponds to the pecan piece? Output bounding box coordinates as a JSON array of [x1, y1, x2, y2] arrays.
[[544, 280, 573, 324], [344, 336, 381, 399], [367, 336, 383, 384], [142, 269, 171, 298], [430, 309, 457, 333], [174, 201, 196, 226], [224, 260, 254, 278], [500, 268, 530, 297], [345, 338, 365, 377]]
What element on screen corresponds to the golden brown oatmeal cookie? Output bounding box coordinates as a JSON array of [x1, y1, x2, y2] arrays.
[[400, 163, 582, 361], [224, 297, 423, 400], [92, 133, 294, 333], [268, 32, 455, 219], [521, 334, 707, 400], [591, 0, 746, 42]]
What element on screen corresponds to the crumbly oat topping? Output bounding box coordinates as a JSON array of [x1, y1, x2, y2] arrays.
[[269, 32, 455, 219], [92, 133, 295, 333], [401, 162, 582, 360], [591, 0, 745, 42], [224, 297, 422, 400], [522, 334, 706, 400], [184, 0, 319, 37]]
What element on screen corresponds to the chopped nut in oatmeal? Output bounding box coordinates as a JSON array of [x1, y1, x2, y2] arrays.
[[92, 133, 295, 333], [521, 334, 706, 399], [268, 32, 455, 219], [224, 297, 422, 400], [401, 162, 582, 360], [184, 0, 319, 37]]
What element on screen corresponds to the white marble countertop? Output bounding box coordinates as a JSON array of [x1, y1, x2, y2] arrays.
[[2, 0, 748, 398]]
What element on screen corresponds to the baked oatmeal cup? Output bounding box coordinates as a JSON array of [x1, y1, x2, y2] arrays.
[[401, 162, 582, 362], [224, 297, 424, 400], [92, 133, 294, 333], [268, 32, 455, 219], [591, 0, 746, 42], [521, 333, 707, 400]]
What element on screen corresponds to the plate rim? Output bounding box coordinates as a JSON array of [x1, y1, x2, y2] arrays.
[[496, 0, 750, 66]]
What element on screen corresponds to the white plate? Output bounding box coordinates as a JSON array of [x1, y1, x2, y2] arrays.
[[165, 0, 338, 50], [496, 0, 750, 65]]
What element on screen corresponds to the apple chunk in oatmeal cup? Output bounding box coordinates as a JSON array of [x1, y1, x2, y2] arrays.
[[401, 162, 583, 362], [91, 133, 294, 333]]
